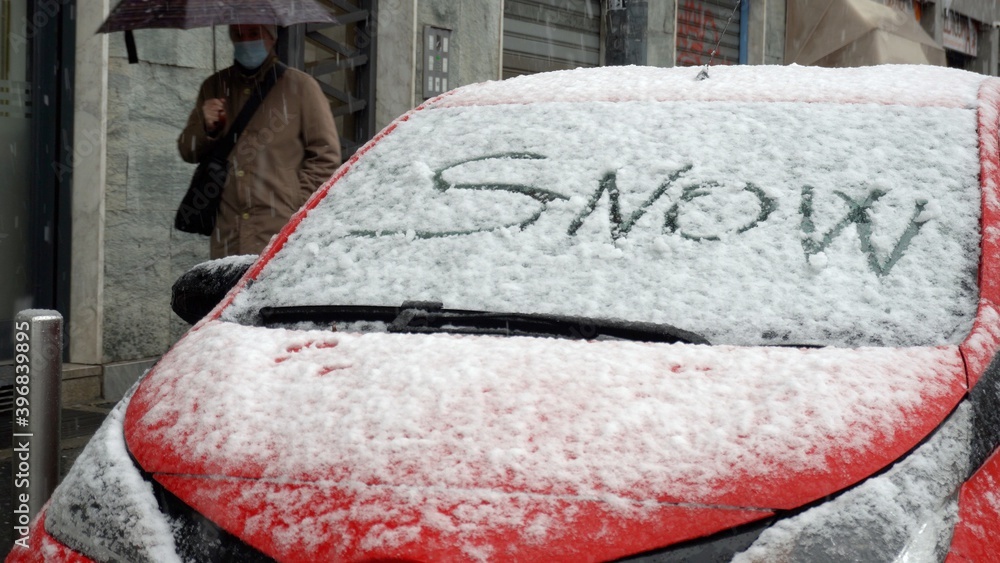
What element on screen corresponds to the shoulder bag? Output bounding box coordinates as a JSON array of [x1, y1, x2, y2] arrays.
[[174, 63, 287, 235]]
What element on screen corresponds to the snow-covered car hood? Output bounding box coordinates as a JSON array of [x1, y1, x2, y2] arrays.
[[124, 320, 967, 560]]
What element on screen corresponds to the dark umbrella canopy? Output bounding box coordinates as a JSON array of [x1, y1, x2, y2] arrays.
[[97, 0, 338, 33]]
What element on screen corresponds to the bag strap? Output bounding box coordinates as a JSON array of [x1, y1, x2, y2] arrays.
[[209, 62, 287, 160]]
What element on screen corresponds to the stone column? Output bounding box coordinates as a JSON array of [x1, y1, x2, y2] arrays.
[[376, 0, 417, 131], [70, 0, 110, 365], [746, 0, 765, 65]]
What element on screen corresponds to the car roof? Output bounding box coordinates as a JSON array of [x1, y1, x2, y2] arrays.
[[427, 64, 986, 110]]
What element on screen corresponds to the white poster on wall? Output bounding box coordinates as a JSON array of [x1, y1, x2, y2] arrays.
[[943, 11, 978, 56]]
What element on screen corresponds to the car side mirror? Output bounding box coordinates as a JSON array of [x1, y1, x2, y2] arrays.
[[171, 255, 257, 324]]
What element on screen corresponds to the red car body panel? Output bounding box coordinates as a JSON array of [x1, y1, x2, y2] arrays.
[[962, 81, 1000, 388], [125, 346, 968, 513], [947, 447, 1000, 562], [6, 510, 94, 563], [155, 473, 772, 562], [120, 321, 969, 559], [949, 84, 1000, 561]]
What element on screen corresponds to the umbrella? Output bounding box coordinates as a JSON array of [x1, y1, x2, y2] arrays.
[[97, 0, 338, 64]]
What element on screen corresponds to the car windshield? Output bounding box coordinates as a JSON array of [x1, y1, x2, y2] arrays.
[[224, 99, 981, 347]]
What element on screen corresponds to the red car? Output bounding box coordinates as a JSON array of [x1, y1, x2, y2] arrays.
[[11, 64, 1000, 562]]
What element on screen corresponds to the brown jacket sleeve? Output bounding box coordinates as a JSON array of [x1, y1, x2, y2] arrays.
[[178, 78, 222, 164], [296, 75, 342, 203]]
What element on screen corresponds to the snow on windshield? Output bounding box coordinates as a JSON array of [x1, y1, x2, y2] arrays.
[[225, 97, 980, 347]]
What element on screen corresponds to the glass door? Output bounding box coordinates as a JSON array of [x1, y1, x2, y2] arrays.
[[0, 0, 32, 362]]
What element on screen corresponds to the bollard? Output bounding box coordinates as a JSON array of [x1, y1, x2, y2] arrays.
[[11, 310, 63, 533]]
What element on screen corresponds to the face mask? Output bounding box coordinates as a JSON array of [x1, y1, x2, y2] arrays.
[[234, 40, 269, 69]]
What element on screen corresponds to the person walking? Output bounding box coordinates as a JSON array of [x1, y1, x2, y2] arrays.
[[178, 24, 342, 258]]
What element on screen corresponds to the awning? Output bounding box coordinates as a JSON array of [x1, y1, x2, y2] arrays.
[[785, 0, 945, 67]]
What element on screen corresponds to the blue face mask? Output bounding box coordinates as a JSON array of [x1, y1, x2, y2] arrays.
[[234, 40, 269, 69]]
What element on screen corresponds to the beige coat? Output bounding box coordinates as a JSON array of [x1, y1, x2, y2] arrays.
[[178, 56, 342, 258]]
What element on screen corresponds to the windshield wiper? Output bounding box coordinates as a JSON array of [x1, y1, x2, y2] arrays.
[[258, 301, 709, 345]]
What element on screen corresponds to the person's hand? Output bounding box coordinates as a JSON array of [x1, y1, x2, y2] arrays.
[[202, 98, 227, 134]]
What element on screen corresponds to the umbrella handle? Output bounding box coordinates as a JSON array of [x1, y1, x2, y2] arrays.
[[125, 30, 138, 64]]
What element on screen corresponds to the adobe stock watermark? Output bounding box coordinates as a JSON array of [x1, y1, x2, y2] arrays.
[[7, 0, 73, 56], [11, 320, 33, 549], [51, 126, 103, 182], [10, 312, 63, 552], [347, 0, 406, 51]]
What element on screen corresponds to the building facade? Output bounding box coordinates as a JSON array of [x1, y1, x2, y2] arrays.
[[3, 0, 1000, 400]]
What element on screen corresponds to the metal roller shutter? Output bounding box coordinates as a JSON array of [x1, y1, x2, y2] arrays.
[[676, 0, 743, 66], [502, 0, 602, 79]]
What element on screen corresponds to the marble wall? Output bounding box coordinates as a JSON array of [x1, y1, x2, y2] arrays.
[[375, 0, 417, 132], [100, 29, 231, 363], [415, 0, 503, 106], [375, 0, 503, 130]]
